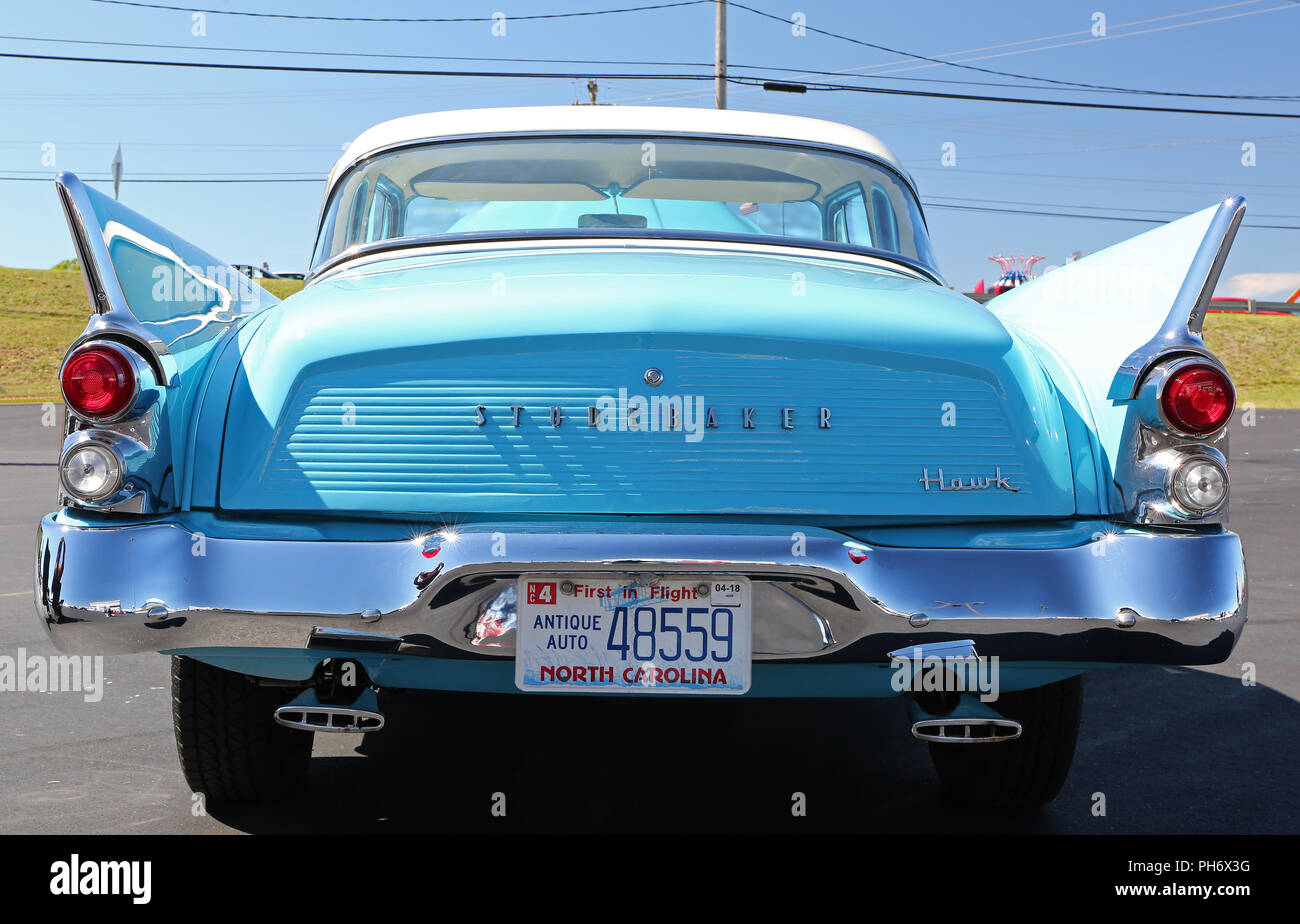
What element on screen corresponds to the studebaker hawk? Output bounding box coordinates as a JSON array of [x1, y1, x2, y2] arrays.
[[36, 106, 1246, 809]]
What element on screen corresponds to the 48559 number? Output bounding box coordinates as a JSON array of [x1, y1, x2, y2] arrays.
[[606, 605, 735, 663]]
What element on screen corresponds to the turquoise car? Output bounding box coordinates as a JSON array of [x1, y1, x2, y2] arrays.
[[36, 106, 1246, 809]]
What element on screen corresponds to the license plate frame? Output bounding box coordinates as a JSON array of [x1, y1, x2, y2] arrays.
[[514, 574, 752, 695]]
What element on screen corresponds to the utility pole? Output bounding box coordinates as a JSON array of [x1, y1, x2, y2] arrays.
[[714, 0, 726, 109]]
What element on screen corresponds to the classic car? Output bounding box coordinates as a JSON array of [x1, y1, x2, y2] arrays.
[[36, 106, 1246, 809]]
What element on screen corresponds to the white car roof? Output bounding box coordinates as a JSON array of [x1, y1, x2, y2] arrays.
[[328, 105, 908, 194]]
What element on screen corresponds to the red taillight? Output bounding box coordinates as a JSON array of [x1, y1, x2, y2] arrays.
[[61, 346, 135, 419], [1160, 364, 1233, 435]]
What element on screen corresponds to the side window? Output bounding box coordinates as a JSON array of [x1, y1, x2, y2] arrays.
[[367, 176, 403, 242], [844, 195, 872, 247], [345, 179, 370, 248], [870, 184, 900, 253], [825, 185, 872, 248]]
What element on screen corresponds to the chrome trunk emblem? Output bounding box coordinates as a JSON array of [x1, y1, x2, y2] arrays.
[[918, 466, 1020, 493]]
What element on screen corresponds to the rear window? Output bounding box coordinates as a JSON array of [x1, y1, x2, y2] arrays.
[[312, 135, 937, 273]]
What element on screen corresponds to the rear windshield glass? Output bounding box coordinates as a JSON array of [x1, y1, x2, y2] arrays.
[[312, 135, 937, 273]]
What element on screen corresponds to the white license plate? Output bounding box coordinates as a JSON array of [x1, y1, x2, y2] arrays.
[[514, 575, 751, 695]]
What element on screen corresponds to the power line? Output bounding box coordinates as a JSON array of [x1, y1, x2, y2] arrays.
[[0, 32, 707, 69], [911, 164, 1300, 192], [770, 76, 1300, 119], [866, 1, 1297, 78], [88, 0, 710, 22], [726, 0, 1300, 101], [615, 1, 1291, 106], [3, 48, 1300, 119], [8, 31, 1298, 100], [926, 194, 1297, 220], [922, 201, 1300, 229], [81, 0, 1300, 101]]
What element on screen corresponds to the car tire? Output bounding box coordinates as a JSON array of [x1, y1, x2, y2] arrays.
[[927, 675, 1084, 810], [171, 655, 313, 802]]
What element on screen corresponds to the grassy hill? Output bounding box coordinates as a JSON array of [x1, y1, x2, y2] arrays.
[[0, 266, 302, 401], [1, 265, 1296, 406]]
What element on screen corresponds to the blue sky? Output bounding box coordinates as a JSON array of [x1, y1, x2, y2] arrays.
[[1, 0, 1298, 296]]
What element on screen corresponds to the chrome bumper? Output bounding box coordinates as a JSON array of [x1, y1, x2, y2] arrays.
[[34, 515, 1246, 664]]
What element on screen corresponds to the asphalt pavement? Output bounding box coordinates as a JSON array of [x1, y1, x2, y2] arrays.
[[0, 403, 1295, 833]]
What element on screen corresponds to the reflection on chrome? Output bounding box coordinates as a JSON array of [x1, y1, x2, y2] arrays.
[[469, 584, 516, 648], [34, 519, 1246, 666]]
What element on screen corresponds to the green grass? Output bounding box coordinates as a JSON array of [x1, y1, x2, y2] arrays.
[[0, 267, 90, 401], [1201, 312, 1300, 408], [1, 266, 1297, 406], [257, 277, 307, 301], [0, 267, 300, 402]]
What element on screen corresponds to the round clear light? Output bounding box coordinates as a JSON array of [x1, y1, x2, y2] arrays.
[[1172, 456, 1228, 514], [60, 443, 121, 501]]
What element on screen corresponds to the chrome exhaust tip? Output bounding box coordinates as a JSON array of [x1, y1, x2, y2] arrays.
[[911, 717, 1022, 744], [274, 687, 384, 733]]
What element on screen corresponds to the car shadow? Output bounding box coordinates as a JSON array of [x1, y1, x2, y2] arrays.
[[207, 664, 1298, 834]]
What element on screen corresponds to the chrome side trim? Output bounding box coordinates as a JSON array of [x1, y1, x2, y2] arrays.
[[34, 519, 1246, 665], [1115, 196, 1246, 398]]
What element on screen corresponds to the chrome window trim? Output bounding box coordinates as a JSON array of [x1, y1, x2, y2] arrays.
[[307, 131, 936, 283]]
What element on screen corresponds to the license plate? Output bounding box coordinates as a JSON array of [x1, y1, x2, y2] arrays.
[[514, 575, 751, 695]]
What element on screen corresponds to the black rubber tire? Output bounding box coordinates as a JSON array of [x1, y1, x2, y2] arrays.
[[927, 675, 1084, 810], [171, 655, 313, 803]]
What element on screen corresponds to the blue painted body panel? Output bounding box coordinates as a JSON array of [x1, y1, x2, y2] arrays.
[[208, 246, 1080, 518]]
